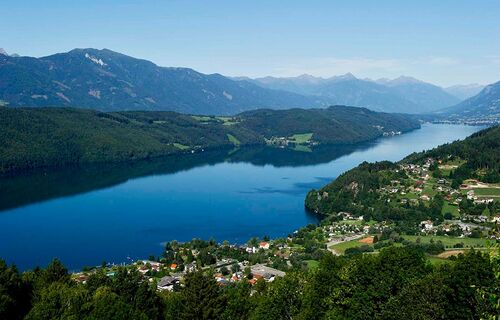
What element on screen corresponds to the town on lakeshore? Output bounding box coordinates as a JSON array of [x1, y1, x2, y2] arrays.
[[71, 153, 499, 293]]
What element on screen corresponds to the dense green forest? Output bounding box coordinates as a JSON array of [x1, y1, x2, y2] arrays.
[[0, 106, 419, 174], [404, 126, 500, 183], [1, 246, 498, 320], [238, 106, 419, 144]]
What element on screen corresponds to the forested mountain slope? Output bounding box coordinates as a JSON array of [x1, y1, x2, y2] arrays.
[[0, 106, 420, 174]]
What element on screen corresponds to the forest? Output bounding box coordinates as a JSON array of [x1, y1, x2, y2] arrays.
[[1, 246, 498, 320], [0, 106, 419, 174]]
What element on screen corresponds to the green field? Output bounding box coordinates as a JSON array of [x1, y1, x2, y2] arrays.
[[191, 115, 213, 122], [473, 188, 500, 197], [330, 237, 369, 253], [403, 235, 489, 248], [173, 143, 189, 150], [427, 256, 452, 266], [227, 134, 241, 146], [305, 260, 320, 270], [216, 116, 240, 126], [442, 201, 460, 218], [290, 133, 313, 144]]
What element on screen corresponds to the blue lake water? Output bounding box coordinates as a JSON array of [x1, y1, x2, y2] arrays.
[[0, 123, 485, 270]]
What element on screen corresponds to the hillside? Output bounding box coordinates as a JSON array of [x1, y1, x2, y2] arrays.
[[0, 48, 325, 115], [445, 83, 485, 100], [439, 81, 500, 124], [305, 126, 499, 219], [0, 106, 420, 174], [239, 106, 419, 144], [247, 74, 459, 114], [0, 48, 464, 115]]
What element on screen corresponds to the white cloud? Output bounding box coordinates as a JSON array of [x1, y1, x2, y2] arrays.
[[425, 56, 460, 66]]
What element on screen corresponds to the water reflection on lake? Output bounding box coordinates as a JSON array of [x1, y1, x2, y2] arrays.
[[0, 124, 485, 270]]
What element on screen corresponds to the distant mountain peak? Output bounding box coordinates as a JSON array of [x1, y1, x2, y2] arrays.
[[331, 72, 357, 81], [391, 75, 423, 85], [296, 74, 321, 80], [0, 48, 8, 56], [0, 47, 324, 114]]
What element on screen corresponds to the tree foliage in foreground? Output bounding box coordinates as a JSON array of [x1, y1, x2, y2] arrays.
[[1, 246, 498, 320]]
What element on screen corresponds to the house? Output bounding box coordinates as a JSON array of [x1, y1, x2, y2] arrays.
[[420, 220, 433, 231], [170, 263, 178, 271], [138, 265, 150, 275], [259, 242, 270, 250], [74, 274, 89, 284], [491, 215, 500, 223], [247, 247, 257, 254], [474, 198, 494, 204], [157, 276, 179, 291], [466, 190, 476, 200], [442, 224, 451, 232], [250, 264, 286, 282], [420, 194, 430, 201]]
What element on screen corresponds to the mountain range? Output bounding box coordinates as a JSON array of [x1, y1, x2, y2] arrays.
[[0, 48, 326, 115], [437, 81, 500, 124], [242, 74, 461, 114], [444, 83, 484, 100], [0, 48, 497, 118]]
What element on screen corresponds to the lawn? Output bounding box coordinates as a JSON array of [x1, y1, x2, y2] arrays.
[[427, 256, 452, 266], [290, 133, 313, 144], [440, 168, 452, 177], [442, 201, 460, 218], [305, 260, 320, 270], [403, 235, 490, 248]]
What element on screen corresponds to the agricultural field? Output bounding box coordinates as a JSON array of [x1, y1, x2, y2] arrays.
[[289, 133, 313, 144], [227, 134, 241, 146], [329, 237, 371, 253], [402, 235, 490, 248], [473, 187, 500, 197], [216, 116, 240, 126], [173, 143, 190, 150]]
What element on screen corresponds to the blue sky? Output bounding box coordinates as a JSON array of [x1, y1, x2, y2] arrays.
[[1, 0, 499, 86]]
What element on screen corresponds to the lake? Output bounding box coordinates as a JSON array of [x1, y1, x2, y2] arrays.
[[0, 123, 485, 270]]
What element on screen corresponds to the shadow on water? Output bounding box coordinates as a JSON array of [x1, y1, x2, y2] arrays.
[[0, 143, 373, 212]]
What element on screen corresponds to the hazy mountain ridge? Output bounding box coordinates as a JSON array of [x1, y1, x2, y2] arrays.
[[444, 83, 485, 100], [245, 74, 460, 114], [439, 81, 500, 124]]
